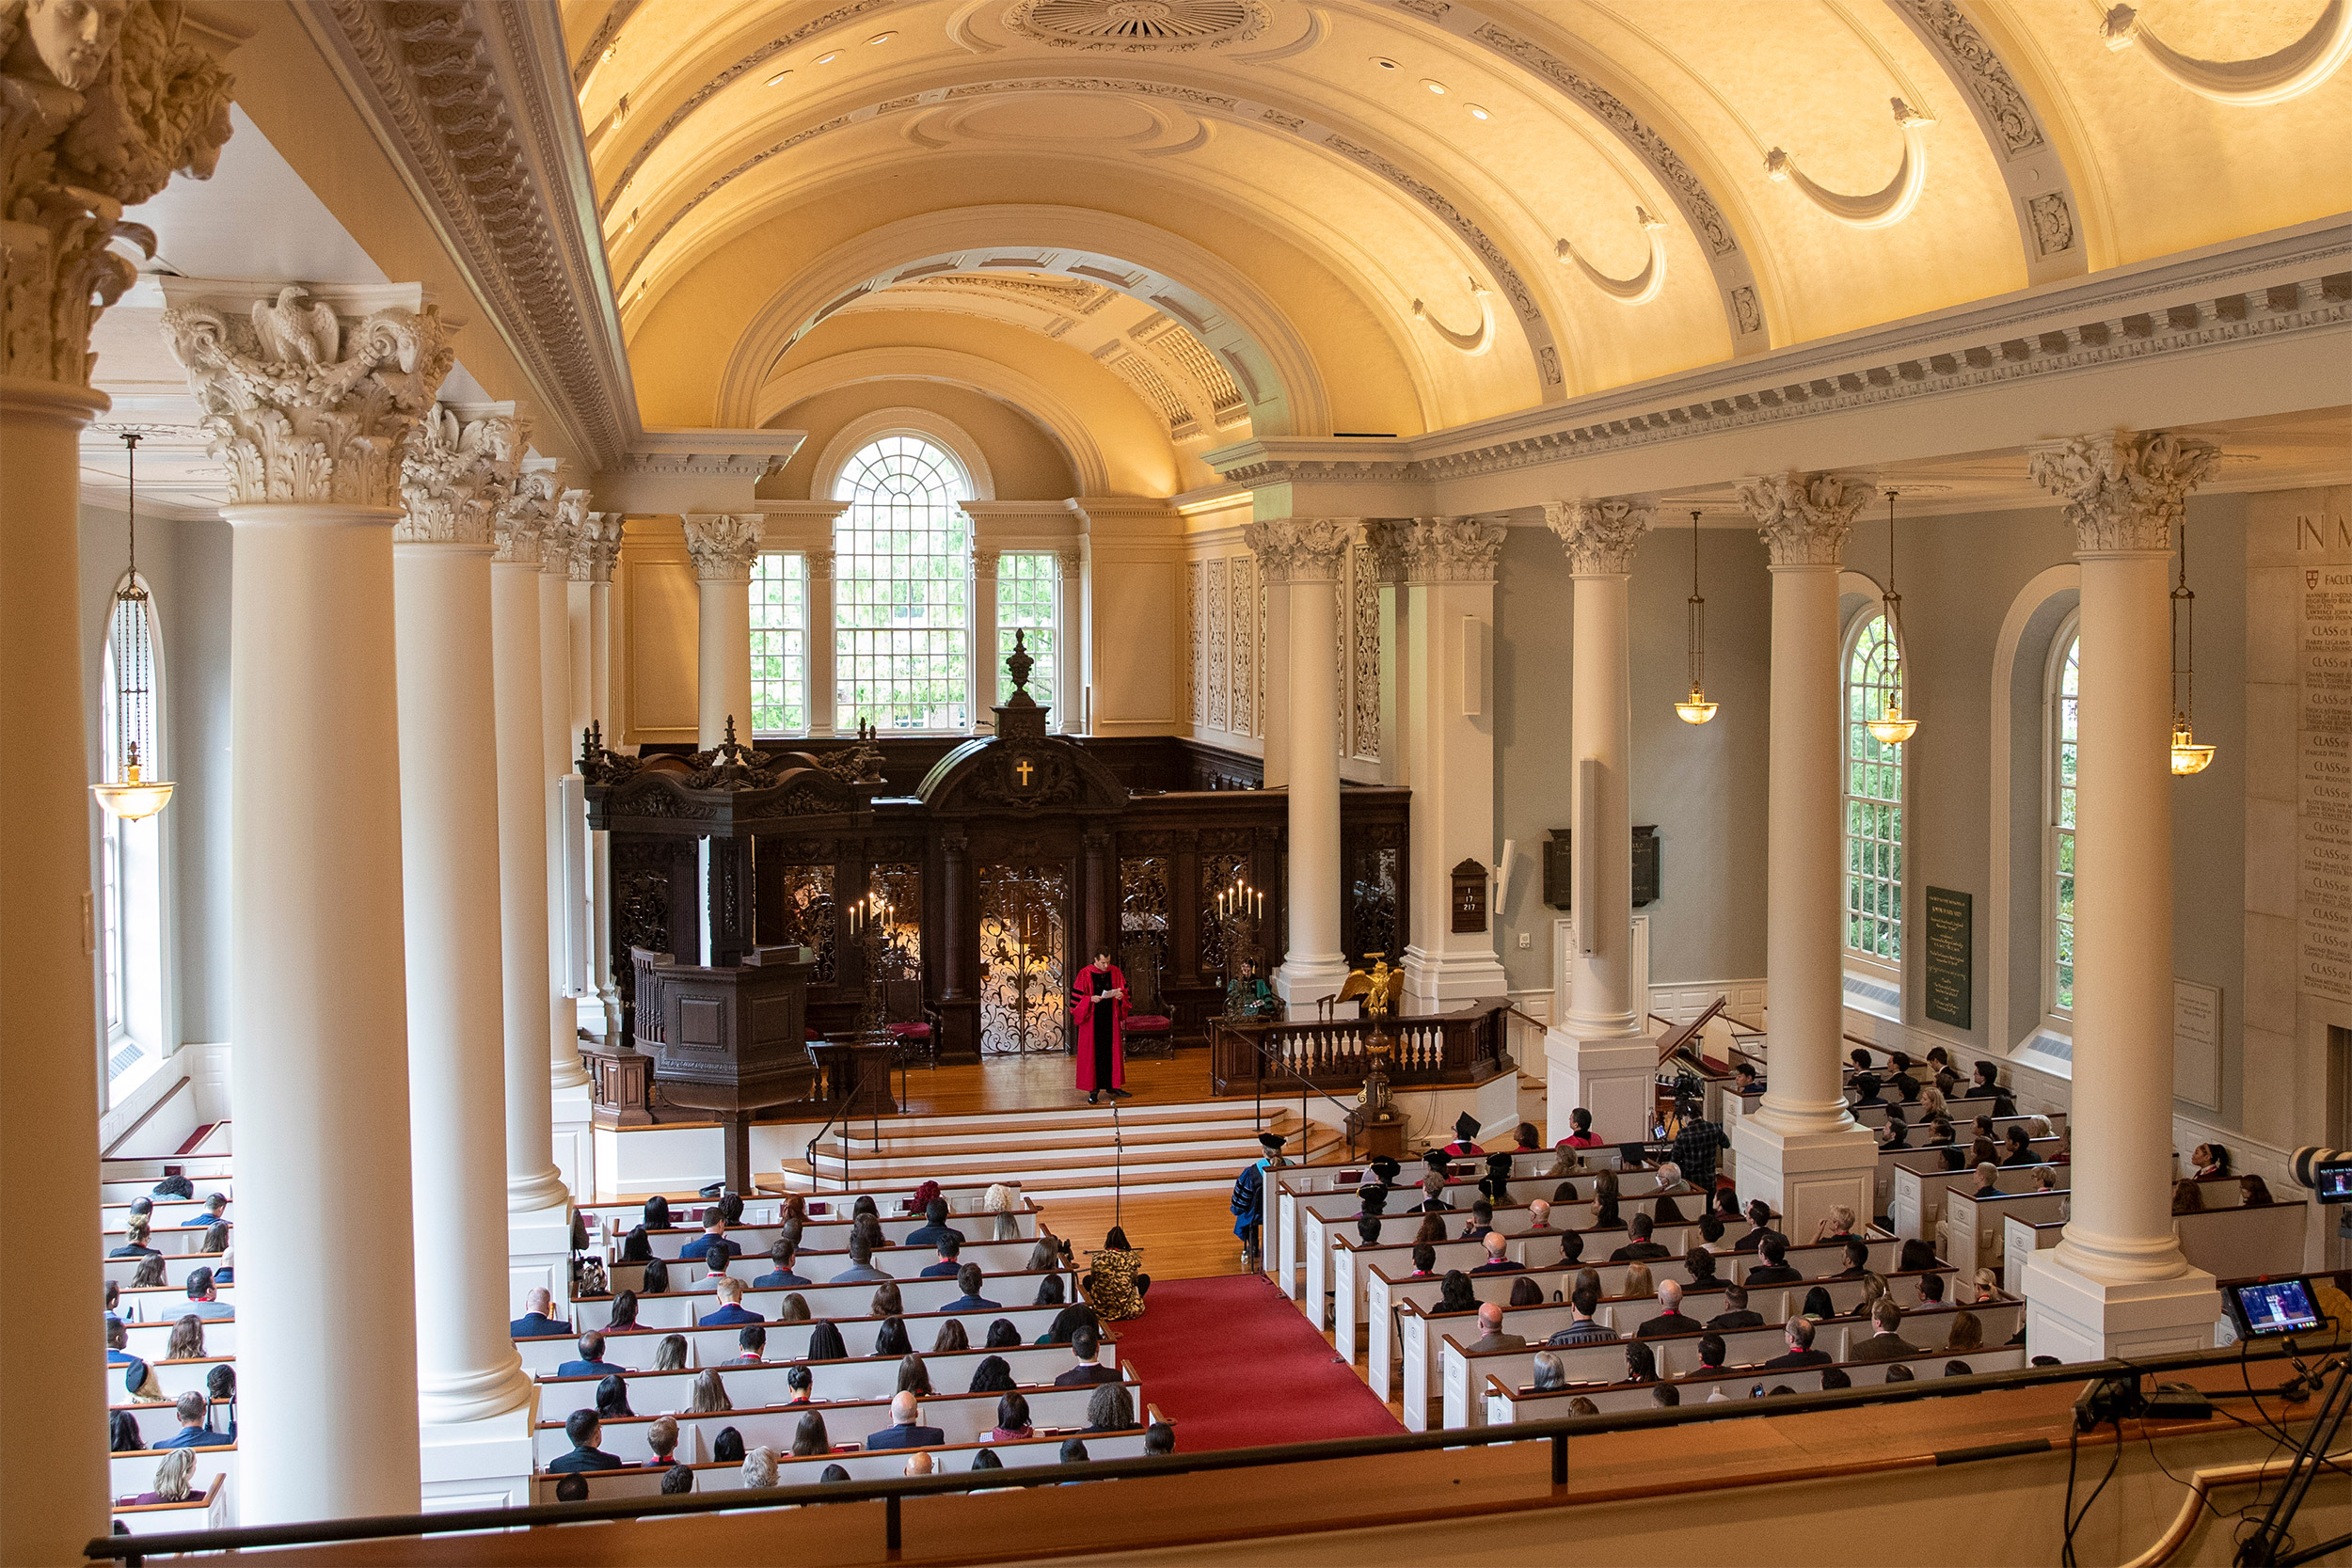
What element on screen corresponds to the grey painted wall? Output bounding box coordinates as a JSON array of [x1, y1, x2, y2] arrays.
[[1494, 518, 1776, 993]]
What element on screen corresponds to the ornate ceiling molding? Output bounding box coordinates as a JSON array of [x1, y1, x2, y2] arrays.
[[2100, 0, 2352, 106], [1762, 98, 1936, 230]]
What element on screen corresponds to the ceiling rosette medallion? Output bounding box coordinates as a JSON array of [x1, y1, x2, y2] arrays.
[[1002, 0, 1268, 52]]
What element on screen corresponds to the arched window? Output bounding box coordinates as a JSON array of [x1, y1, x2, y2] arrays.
[[1843, 610, 1905, 970], [2048, 618, 2080, 1018], [100, 575, 167, 1101], [831, 436, 972, 731]]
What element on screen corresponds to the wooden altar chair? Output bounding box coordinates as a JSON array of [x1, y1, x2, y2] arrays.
[[1120, 942, 1176, 1059], [882, 975, 941, 1071]]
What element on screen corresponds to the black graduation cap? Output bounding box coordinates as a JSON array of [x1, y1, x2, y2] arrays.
[[1359, 1184, 1390, 1212], [1479, 1176, 1510, 1201], [1369, 1155, 1402, 1183], [1454, 1112, 1482, 1142], [1258, 1132, 1288, 1153], [1486, 1152, 1514, 1182], [1422, 1148, 1452, 1172]]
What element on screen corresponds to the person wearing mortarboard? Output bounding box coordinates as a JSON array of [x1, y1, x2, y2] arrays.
[[1231, 1132, 1285, 1272], [1070, 949, 1132, 1105], [1412, 1151, 1454, 1213], [1440, 1113, 1486, 1160], [1367, 1154, 1402, 1188]]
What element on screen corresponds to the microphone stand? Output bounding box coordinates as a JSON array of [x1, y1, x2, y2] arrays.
[[1110, 1092, 1125, 1232]]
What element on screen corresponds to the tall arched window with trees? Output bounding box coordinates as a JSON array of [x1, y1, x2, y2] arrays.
[[100, 576, 167, 1101], [1843, 610, 1905, 973], [832, 436, 972, 731], [2049, 620, 2081, 1019]]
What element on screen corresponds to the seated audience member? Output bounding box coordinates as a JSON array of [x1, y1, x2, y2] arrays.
[[1814, 1207, 1859, 1246], [1557, 1228, 1585, 1269], [866, 1391, 946, 1450], [2171, 1179, 2205, 1215], [1684, 1245, 1720, 1288], [1971, 1268, 2005, 1304], [1622, 1261, 1655, 1300], [642, 1417, 679, 1468], [934, 1319, 970, 1354], [1946, 1309, 1983, 1352], [874, 1318, 914, 1357], [2032, 1164, 2062, 1194], [1354, 1214, 1383, 1249], [1411, 1212, 1447, 1249], [1832, 1240, 1872, 1280], [111, 1218, 160, 1259], [1460, 1198, 1494, 1243], [1084, 1381, 1137, 1433], [1915, 1273, 1946, 1308], [898, 1354, 933, 1397], [754, 1238, 809, 1290], [1851, 1299, 1925, 1362], [941, 1262, 1000, 1313], [109, 1410, 144, 1454], [1695, 1334, 1728, 1375], [1592, 1170, 1623, 1229], [790, 1410, 832, 1456], [604, 1291, 642, 1331], [689, 1369, 732, 1415], [1441, 1112, 1486, 1159], [652, 1333, 690, 1371], [1509, 1277, 1544, 1307], [546, 1409, 627, 1473], [2242, 1174, 2276, 1206], [122, 1354, 167, 1405], [206, 1365, 236, 1440], [819, 1464, 851, 1482], [178, 1265, 233, 1321], [1413, 1170, 1454, 1213], [1695, 1212, 1726, 1248], [1146, 1422, 1177, 1456], [1610, 1212, 1671, 1263], [1470, 1300, 1526, 1353], [152, 1174, 196, 1200], [677, 1213, 737, 1264], [2191, 1142, 2232, 1179], [1972, 1164, 2004, 1200], [989, 1391, 1035, 1442], [1927, 1118, 1956, 1149], [1707, 1284, 1764, 1332], [1623, 1340, 1660, 1384], [128, 1447, 199, 1507], [902, 1451, 935, 1478], [1634, 1279, 1701, 1338], [905, 1198, 966, 1252], [921, 1235, 965, 1279], [1998, 1127, 2036, 1167], [166, 1315, 205, 1362], [1944, 1360, 1974, 1378], [1764, 1317, 1831, 1370], [710, 1427, 745, 1464], [559, 1330, 625, 1380], [1850, 1070, 1883, 1106], [1026, 1230, 1069, 1272], [832, 1232, 894, 1284], [1436, 1271, 1478, 1315], [1035, 1275, 1068, 1309], [729, 1325, 769, 1366], [1472, 1231, 1524, 1275], [511, 1288, 572, 1339], [739, 1446, 779, 1490], [595, 1374, 633, 1419], [158, 1389, 230, 1449], [1964, 1060, 1999, 1099], [1558, 1107, 1606, 1149], [870, 1282, 906, 1320], [617, 1226, 654, 1265], [1742, 1235, 1801, 1287], [179, 1193, 230, 1229], [982, 1183, 1024, 1242], [1883, 1364, 1916, 1382], [1733, 1061, 1764, 1096], [1820, 1368, 1853, 1390], [105, 1317, 135, 1367], [1061, 1438, 1091, 1465], [1523, 1198, 1554, 1235], [699, 1276, 762, 1328], [785, 1365, 815, 1405], [660, 1465, 693, 1495], [1568, 1396, 1602, 1416], [640, 1196, 673, 1232], [1056, 1323, 1121, 1386], [984, 1318, 1022, 1350], [969, 1354, 1015, 1395], [1650, 1190, 1687, 1226], [776, 1293, 811, 1324], [1732, 1201, 1781, 1255], [804, 1321, 849, 1361], [1531, 1352, 1567, 1392], [1407, 1243, 1439, 1278], [1877, 1108, 1911, 1150]]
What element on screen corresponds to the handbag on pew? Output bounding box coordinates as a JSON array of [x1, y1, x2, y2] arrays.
[[572, 1255, 610, 1300]]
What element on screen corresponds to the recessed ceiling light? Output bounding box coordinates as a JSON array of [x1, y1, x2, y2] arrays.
[[765, 69, 791, 86], [817, 50, 839, 63], [866, 31, 893, 44], [1372, 55, 1399, 70], [1422, 79, 1447, 94], [1468, 103, 1490, 120]]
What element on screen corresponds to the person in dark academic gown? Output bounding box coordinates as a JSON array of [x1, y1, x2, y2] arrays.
[[1071, 951, 1131, 1104], [1231, 1132, 1285, 1270], [1440, 1113, 1486, 1160]]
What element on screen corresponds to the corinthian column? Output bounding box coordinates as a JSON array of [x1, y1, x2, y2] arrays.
[[0, 15, 233, 1558], [685, 514, 764, 746], [492, 473, 574, 1290], [393, 403, 537, 1497], [2023, 429, 2221, 1359], [1387, 516, 1511, 1008], [163, 278, 450, 1524], [1244, 517, 1357, 1005], [1728, 472, 1878, 1237], [580, 515, 626, 1044], [1542, 499, 1657, 1141]]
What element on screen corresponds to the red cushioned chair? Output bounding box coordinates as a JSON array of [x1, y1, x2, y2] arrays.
[[1120, 942, 1175, 1059], [882, 975, 939, 1070]]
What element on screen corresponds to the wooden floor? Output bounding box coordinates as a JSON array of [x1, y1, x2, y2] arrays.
[[887, 1047, 1226, 1117]]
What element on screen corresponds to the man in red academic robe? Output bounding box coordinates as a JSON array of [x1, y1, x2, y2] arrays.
[[1072, 950, 1131, 1104]]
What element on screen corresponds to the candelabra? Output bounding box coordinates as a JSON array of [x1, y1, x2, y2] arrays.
[[1214, 878, 1268, 1019], [844, 892, 897, 1039]]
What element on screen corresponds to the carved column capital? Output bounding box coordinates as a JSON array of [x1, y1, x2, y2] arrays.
[[1543, 498, 1653, 576], [574, 512, 625, 582], [1242, 516, 1356, 584], [396, 401, 523, 546], [161, 282, 453, 509], [2027, 428, 2218, 553], [494, 467, 556, 565], [682, 513, 764, 582], [1737, 471, 1867, 566], [1055, 547, 1084, 580], [1360, 519, 1413, 584], [804, 546, 834, 584], [973, 546, 1002, 578], [3, 1, 236, 387], [542, 488, 589, 578], [1399, 515, 1511, 584]]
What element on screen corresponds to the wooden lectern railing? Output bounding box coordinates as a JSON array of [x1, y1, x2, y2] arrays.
[[1209, 1001, 1511, 1097]]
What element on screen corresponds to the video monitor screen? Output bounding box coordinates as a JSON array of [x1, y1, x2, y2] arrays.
[[2231, 1278, 2323, 1338], [2314, 1158, 2352, 1204]]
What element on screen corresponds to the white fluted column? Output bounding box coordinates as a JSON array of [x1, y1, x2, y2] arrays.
[[582, 515, 626, 1043], [165, 280, 444, 1524], [685, 513, 762, 746], [492, 478, 573, 1295], [541, 489, 590, 1098], [1057, 546, 1085, 734], [1246, 518, 1356, 1006], [807, 546, 837, 736], [974, 546, 1002, 719], [2024, 430, 2222, 1359], [393, 404, 538, 1497], [1728, 472, 1877, 1235], [1542, 500, 1658, 1141], [1390, 516, 1511, 1008]]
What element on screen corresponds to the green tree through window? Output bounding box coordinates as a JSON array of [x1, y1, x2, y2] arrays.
[[832, 436, 971, 731], [1844, 612, 1904, 964]]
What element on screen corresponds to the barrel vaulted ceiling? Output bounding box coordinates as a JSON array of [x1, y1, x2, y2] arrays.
[[560, 0, 2352, 491]]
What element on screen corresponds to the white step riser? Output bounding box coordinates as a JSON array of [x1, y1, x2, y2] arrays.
[[813, 1154, 1271, 1184], [836, 1112, 1278, 1144], [840, 1131, 1269, 1158], [834, 1099, 1265, 1133]]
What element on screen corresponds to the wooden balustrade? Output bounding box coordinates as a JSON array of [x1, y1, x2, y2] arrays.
[[1209, 1003, 1511, 1096]]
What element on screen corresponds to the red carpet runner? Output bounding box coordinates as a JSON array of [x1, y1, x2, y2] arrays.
[[1106, 1274, 1405, 1450]]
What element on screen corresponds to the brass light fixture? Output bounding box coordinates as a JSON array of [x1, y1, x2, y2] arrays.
[[92, 432, 174, 821], [2170, 517, 2217, 776], [1866, 488, 1918, 746], [1675, 508, 1718, 724]]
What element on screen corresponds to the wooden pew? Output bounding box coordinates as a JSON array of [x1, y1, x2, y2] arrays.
[[516, 1304, 1074, 1376], [113, 1283, 236, 1323], [1481, 1343, 2031, 1420], [102, 1178, 234, 1205], [122, 1318, 237, 1359], [1882, 1138, 2064, 1232], [110, 1446, 236, 1502], [2003, 1214, 2065, 1295], [102, 1197, 233, 1229], [537, 1341, 1099, 1415], [1942, 1188, 2068, 1280], [604, 1237, 1046, 1296], [104, 1251, 229, 1291], [108, 1354, 235, 1401], [567, 1267, 1077, 1332], [110, 1471, 228, 1535], [523, 1424, 1161, 1499], [533, 1377, 1134, 1465], [2179, 1201, 2309, 1279], [582, 1203, 1044, 1256], [101, 1226, 222, 1259]]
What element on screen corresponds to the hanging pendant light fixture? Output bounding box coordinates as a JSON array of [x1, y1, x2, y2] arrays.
[[1675, 508, 1719, 724], [2170, 516, 2217, 776], [92, 432, 174, 822], [1866, 488, 1919, 746]]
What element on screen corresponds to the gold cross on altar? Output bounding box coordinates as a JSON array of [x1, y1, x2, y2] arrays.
[[1015, 759, 1035, 785]]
